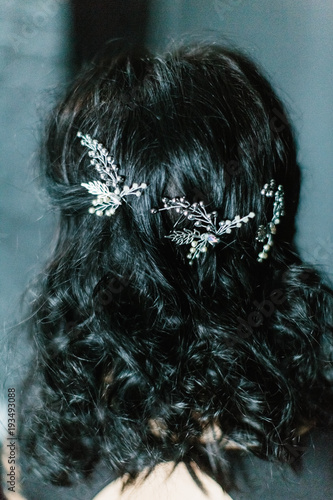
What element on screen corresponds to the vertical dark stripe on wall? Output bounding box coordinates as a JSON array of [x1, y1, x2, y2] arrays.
[[71, 0, 150, 66]]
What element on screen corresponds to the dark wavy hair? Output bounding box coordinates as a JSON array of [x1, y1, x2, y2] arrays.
[[19, 42, 333, 491]]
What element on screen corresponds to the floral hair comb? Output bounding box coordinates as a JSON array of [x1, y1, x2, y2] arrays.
[[152, 197, 255, 263], [78, 132, 147, 216], [152, 180, 285, 263]]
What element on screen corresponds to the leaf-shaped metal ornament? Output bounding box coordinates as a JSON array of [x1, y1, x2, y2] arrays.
[[78, 132, 147, 216], [152, 196, 255, 263]]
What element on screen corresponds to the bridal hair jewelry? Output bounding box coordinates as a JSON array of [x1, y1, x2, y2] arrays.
[[78, 132, 147, 216], [152, 180, 285, 264], [256, 180, 285, 262], [151, 197, 255, 263]]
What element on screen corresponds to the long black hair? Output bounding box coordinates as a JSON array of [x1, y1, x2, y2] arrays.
[[19, 42, 333, 491]]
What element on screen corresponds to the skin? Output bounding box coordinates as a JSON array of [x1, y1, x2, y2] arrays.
[[93, 462, 233, 500]]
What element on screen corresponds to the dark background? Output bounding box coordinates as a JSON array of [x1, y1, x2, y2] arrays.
[[0, 0, 332, 437]]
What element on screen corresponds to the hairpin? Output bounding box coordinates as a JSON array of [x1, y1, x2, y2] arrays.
[[152, 197, 255, 264], [256, 180, 285, 262], [77, 132, 147, 216]]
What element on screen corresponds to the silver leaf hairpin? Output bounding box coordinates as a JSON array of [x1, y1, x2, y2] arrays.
[[77, 132, 147, 216], [152, 197, 255, 263], [256, 180, 285, 262]]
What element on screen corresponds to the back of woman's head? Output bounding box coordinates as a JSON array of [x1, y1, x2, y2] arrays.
[[20, 42, 333, 489]]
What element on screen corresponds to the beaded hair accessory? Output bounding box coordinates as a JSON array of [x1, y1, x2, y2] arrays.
[[152, 198, 255, 263], [152, 180, 285, 263], [78, 132, 147, 216], [256, 180, 285, 262], [77, 139, 284, 264]]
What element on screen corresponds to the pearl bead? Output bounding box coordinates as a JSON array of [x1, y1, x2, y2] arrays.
[[259, 251, 268, 259]]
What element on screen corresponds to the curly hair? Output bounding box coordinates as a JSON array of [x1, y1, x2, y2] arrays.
[[19, 42, 333, 491]]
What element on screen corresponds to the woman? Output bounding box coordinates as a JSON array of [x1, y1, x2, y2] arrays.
[[16, 42, 333, 499]]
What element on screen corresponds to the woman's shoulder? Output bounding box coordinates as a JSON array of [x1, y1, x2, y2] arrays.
[[93, 462, 232, 500]]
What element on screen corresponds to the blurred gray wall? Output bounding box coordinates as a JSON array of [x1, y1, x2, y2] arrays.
[[147, 0, 333, 279], [0, 0, 72, 434]]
